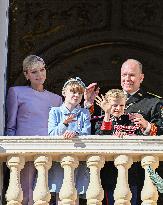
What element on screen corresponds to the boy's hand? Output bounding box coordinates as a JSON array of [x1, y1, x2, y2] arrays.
[[114, 131, 127, 138], [63, 114, 76, 125], [95, 95, 112, 113], [63, 130, 77, 139]]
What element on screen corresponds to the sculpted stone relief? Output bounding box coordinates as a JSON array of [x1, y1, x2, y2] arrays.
[[8, 0, 163, 96]]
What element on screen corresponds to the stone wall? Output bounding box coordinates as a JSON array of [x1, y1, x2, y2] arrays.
[[7, 0, 163, 97]]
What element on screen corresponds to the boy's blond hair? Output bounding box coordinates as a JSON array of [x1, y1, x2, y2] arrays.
[[105, 89, 126, 102]]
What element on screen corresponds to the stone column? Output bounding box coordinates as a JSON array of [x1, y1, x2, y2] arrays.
[[5, 155, 25, 205], [59, 155, 79, 205], [33, 155, 52, 205], [141, 155, 159, 205], [114, 155, 133, 205], [86, 155, 105, 205], [0, 162, 3, 204], [0, 0, 9, 135]]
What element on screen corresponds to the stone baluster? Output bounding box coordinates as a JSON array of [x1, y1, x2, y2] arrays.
[[86, 155, 105, 205], [141, 155, 159, 205], [59, 155, 79, 205], [114, 155, 133, 205], [5, 155, 25, 205], [33, 155, 52, 205]]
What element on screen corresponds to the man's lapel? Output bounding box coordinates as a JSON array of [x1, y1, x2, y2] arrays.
[[126, 89, 144, 108]]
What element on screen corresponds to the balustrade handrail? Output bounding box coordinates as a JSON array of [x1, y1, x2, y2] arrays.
[[0, 135, 163, 161]]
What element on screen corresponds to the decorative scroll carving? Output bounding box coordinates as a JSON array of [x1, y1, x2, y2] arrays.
[[8, 0, 110, 87], [122, 0, 163, 36], [8, 0, 163, 99]]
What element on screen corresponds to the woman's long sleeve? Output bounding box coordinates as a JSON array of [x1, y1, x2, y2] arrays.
[[6, 87, 18, 136]]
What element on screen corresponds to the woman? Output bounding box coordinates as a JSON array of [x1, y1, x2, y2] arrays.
[[6, 55, 62, 205], [6, 55, 62, 136]]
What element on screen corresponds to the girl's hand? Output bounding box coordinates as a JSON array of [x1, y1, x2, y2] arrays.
[[84, 83, 100, 104], [63, 130, 77, 139], [63, 114, 76, 125], [95, 95, 112, 113]]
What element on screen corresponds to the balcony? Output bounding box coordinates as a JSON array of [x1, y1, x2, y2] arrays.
[[0, 135, 163, 205]]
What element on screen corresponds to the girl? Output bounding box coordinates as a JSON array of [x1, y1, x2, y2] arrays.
[[48, 77, 91, 205]]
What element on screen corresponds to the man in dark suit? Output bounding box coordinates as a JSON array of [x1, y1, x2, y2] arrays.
[[85, 59, 163, 205], [120, 59, 163, 205], [121, 59, 163, 136]]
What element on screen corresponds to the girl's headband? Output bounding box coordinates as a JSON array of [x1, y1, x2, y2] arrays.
[[63, 77, 86, 90]]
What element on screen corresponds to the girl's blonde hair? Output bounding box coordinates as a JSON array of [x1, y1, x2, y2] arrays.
[[105, 89, 126, 102], [62, 77, 86, 95]]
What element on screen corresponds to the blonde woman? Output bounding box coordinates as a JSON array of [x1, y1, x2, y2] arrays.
[[6, 55, 62, 205]]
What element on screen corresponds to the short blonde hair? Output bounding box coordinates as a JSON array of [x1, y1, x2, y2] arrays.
[[23, 55, 45, 72], [105, 89, 126, 102], [62, 77, 86, 95]]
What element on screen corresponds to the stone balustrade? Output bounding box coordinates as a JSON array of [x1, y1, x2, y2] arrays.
[[0, 135, 162, 205]]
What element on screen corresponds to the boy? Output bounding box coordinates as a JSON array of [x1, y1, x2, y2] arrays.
[[95, 89, 143, 137]]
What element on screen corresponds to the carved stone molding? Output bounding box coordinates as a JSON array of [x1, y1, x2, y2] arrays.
[[122, 0, 163, 37], [8, 0, 163, 98]]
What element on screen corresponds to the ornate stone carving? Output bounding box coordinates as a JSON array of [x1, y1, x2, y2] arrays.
[[8, 0, 163, 98], [122, 0, 163, 36]]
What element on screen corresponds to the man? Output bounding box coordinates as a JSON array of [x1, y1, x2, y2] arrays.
[[120, 59, 163, 205], [121, 59, 163, 136], [86, 59, 163, 205], [86, 59, 163, 135]]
